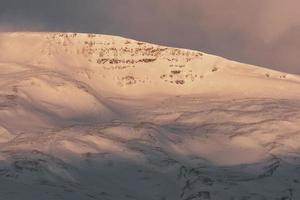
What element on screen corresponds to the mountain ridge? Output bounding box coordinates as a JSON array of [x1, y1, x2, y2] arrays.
[[0, 31, 299, 98], [1, 32, 300, 200]]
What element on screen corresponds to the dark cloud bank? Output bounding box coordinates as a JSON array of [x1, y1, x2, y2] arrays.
[[0, 0, 300, 73]]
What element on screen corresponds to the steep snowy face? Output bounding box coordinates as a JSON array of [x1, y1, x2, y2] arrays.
[[0, 32, 299, 97]]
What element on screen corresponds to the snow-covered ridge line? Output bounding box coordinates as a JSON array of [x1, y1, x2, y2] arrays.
[[0, 31, 212, 55], [1, 31, 299, 74], [1, 31, 299, 98]]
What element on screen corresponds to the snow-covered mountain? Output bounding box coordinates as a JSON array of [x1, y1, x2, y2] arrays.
[[0, 32, 300, 200]]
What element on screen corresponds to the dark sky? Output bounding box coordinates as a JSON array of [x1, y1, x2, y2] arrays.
[[1, 0, 300, 74]]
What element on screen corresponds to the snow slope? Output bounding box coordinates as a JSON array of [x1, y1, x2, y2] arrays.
[[0, 32, 300, 200]]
